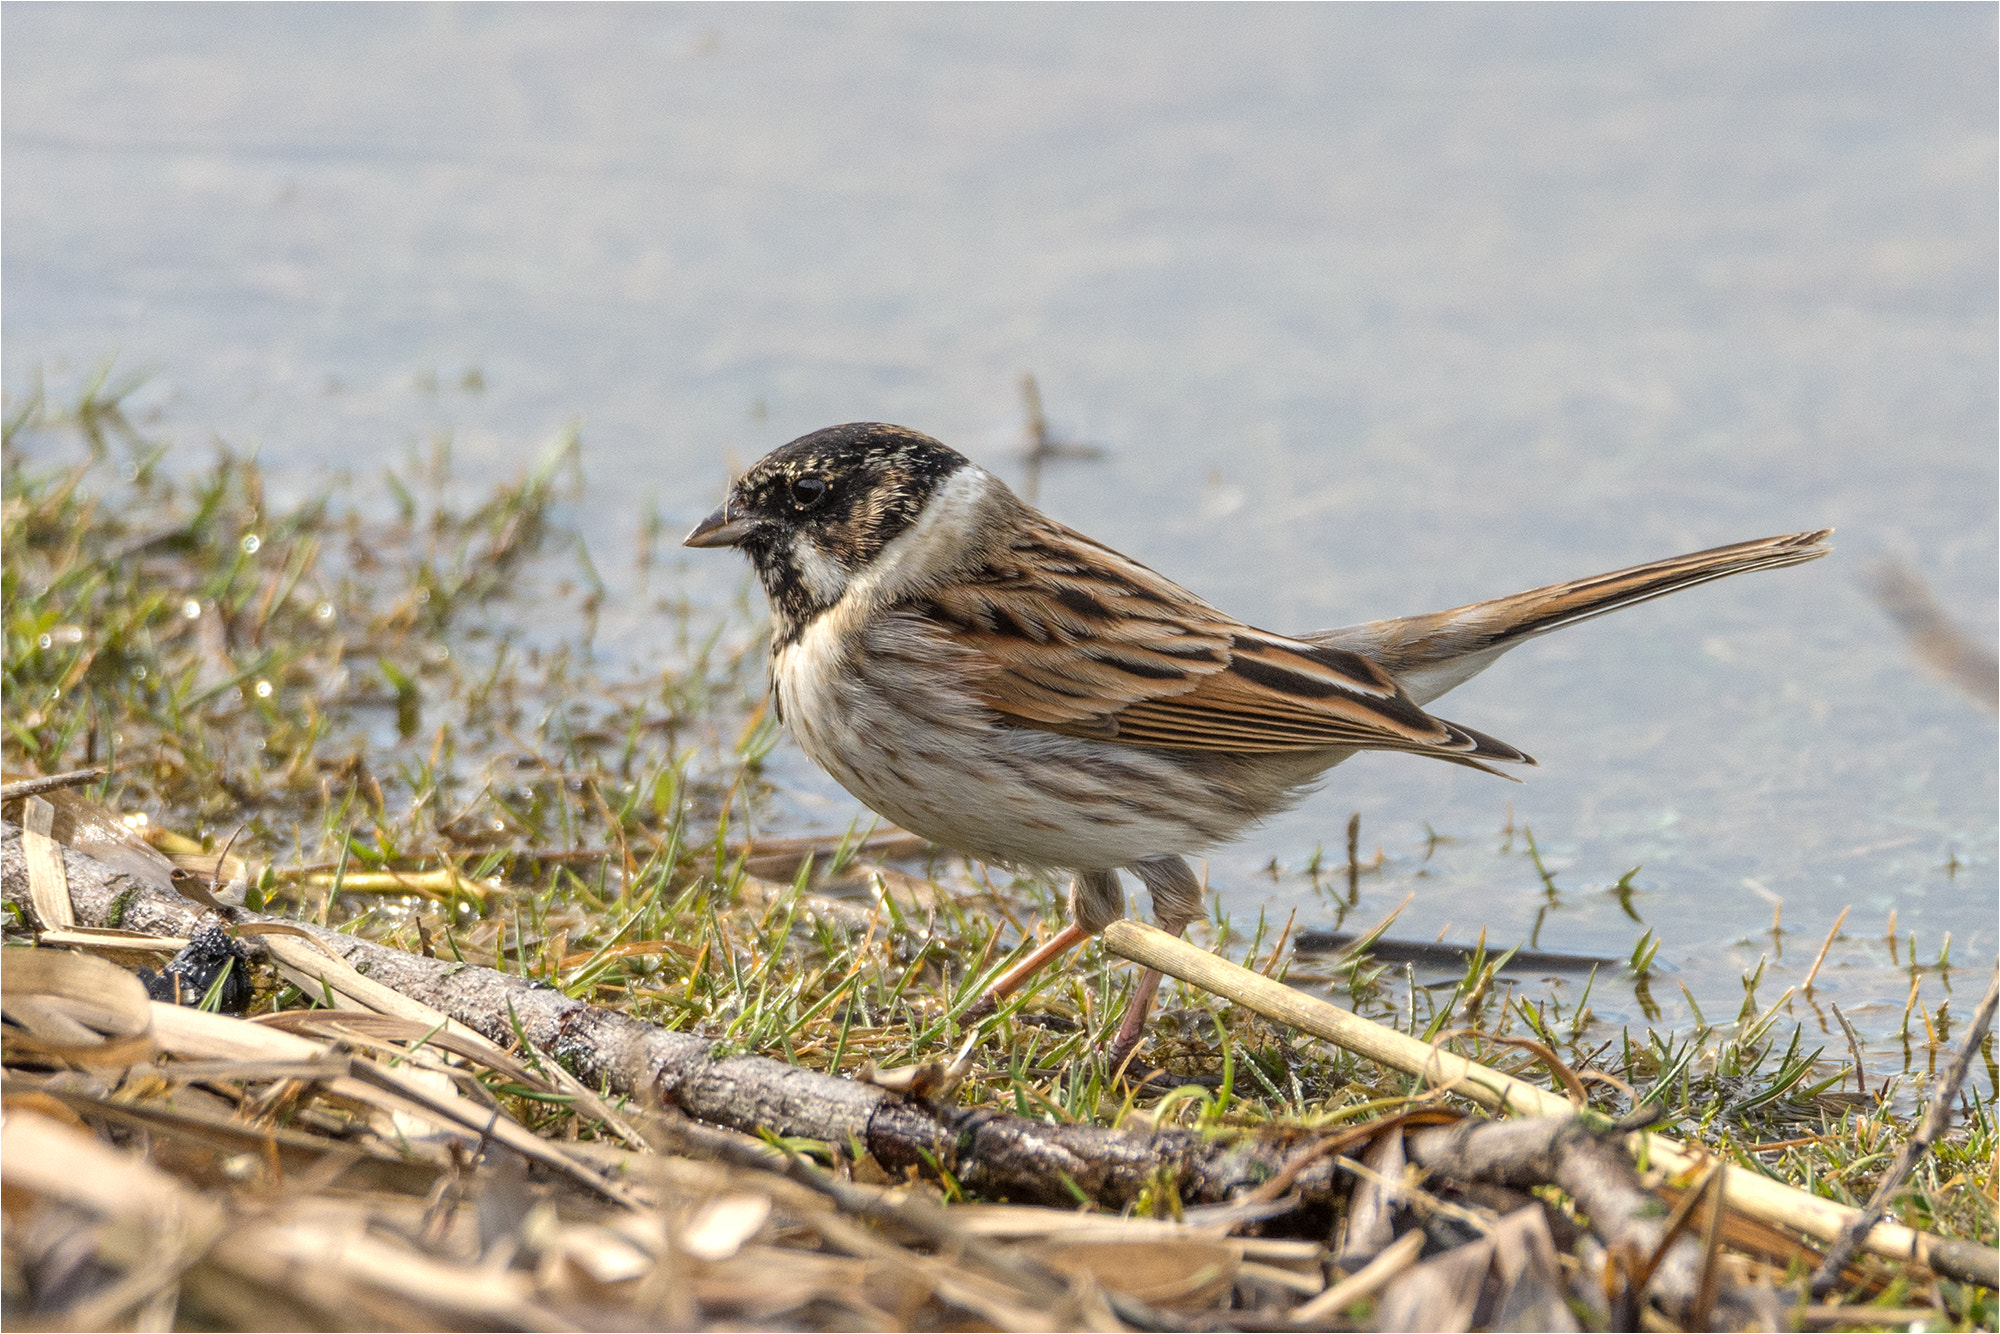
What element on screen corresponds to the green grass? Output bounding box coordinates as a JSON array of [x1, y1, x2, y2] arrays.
[[4, 368, 1994, 1320]]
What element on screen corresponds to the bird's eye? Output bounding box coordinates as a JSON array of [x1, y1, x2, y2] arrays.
[[789, 476, 830, 510]]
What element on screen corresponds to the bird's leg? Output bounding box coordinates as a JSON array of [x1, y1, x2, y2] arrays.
[[965, 870, 1122, 1020], [965, 922, 1089, 1018], [1105, 856, 1205, 1070]]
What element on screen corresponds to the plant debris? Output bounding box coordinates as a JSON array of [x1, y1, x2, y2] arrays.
[[3, 375, 1995, 1331]]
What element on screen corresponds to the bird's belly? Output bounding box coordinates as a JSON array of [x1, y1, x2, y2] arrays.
[[775, 637, 1337, 871], [799, 722, 1222, 870]]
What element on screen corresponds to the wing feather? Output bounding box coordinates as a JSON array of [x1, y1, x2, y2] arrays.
[[911, 514, 1532, 771]]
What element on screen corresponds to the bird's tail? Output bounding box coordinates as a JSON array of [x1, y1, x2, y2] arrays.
[[1311, 529, 1833, 706]]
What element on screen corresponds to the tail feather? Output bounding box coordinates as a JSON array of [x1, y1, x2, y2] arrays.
[[1310, 529, 1832, 706]]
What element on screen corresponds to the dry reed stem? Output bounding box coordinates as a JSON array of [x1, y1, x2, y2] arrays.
[[1101, 919, 1997, 1285]]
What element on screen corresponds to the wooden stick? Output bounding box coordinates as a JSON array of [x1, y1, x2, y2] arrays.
[[1101, 919, 1999, 1285], [1105, 920, 1575, 1117]]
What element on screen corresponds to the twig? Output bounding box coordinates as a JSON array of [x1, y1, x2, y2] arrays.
[[1864, 558, 1999, 711], [1335, 1153, 1494, 1236], [1242, 1116, 1413, 1206], [285, 867, 500, 899], [0, 768, 107, 802], [1801, 905, 1850, 993], [662, 1115, 1059, 1291], [1405, 1114, 1715, 1319], [1627, 1161, 1720, 1298], [1810, 967, 2000, 1295], [1015, 372, 1104, 505], [1331, 1121, 1406, 1264], [1689, 1161, 1728, 1330], [1800, 1306, 1949, 1327]]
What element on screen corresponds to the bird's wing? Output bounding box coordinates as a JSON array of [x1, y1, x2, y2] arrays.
[[909, 516, 1532, 774]]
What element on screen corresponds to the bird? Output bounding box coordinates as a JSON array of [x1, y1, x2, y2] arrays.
[[684, 422, 1830, 1070]]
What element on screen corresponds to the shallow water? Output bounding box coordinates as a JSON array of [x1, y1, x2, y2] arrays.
[[5, 5, 1994, 1077]]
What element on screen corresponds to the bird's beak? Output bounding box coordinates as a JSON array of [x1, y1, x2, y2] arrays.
[[683, 500, 758, 549]]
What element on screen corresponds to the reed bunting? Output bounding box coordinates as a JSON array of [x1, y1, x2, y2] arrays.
[[686, 423, 1830, 1067]]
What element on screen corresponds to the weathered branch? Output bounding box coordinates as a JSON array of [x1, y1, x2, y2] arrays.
[[0, 823, 1339, 1215]]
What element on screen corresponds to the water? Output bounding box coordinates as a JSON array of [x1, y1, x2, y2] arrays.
[[5, 5, 1993, 1077]]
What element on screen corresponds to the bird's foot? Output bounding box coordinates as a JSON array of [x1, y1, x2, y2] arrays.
[[961, 993, 999, 1024], [1104, 1028, 1145, 1078]]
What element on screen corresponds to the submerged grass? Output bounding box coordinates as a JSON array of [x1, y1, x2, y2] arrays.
[[4, 370, 1995, 1328]]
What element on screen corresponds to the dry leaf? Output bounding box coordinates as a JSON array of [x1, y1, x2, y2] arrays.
[[1032, 1238, 1239, 1309], [1, 947, 157, 1067], [680, 1193, 772, 1261]]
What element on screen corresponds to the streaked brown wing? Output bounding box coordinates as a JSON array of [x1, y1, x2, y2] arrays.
[[912, 516, 1531, 772]]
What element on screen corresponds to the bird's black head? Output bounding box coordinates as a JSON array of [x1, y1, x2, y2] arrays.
[[684, 423, 970, 640]]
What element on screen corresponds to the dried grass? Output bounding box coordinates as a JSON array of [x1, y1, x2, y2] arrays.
[[4, 371, 1995, 1331]]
